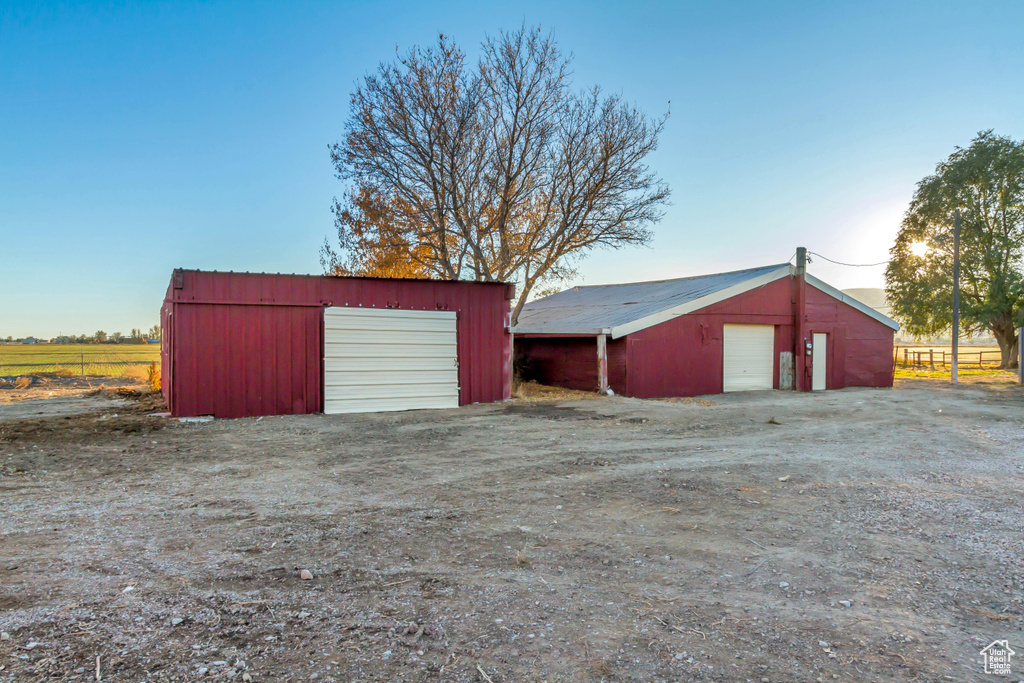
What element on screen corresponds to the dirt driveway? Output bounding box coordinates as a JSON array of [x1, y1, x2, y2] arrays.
[[1, 382, 1022, 681]]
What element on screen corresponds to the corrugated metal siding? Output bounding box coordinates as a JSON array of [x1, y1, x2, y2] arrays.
[[607, 338, 627, 394], [804, 284, 893, 388], [623, 277, 795, 398], [160, 300, 173, 411], [514, 337, 599, 391], [164, 270, 511, 417], [171, 303, 321, 418], [773, 324, 795, 389]]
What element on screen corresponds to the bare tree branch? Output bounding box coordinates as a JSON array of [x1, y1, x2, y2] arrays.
[[325, 26, 670, 322]]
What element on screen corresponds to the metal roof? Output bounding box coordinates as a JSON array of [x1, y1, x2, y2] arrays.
[[513, 264, 793, 337], [513, 263, 901, 337]]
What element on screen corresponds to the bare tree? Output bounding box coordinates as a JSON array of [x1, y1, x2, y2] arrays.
[[326, 26, 670, 323]]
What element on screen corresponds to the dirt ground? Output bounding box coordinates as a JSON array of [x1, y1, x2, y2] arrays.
[[0, 374, 144, 406], [1, 381, 1022, 681]]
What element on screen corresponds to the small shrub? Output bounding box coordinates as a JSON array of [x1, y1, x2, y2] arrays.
[[147, 362, 161, 392], [14, 377, 31, 390]]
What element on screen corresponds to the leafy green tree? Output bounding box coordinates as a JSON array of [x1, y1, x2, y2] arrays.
[[886, 131, 1024, 367], [94, 330, 107, 343]]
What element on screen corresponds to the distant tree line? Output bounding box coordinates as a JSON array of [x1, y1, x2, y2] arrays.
[[2, 325, 161, 344]]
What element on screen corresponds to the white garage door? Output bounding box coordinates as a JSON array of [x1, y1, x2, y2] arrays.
[[323, 307, 459, 414], [722, 324, 775, 392]]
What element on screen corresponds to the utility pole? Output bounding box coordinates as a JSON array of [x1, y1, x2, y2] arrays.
[[1019, 326, 1023, 385], [794, 247, 807, 392], [951, 209, 960, 385]]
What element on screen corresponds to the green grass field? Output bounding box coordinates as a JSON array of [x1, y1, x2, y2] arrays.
[[0, 344, 161, 377]]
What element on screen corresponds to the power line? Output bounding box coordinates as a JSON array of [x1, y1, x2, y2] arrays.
[[808, 251, 889, 268]]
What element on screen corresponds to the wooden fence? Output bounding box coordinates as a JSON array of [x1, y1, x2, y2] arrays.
[[894, 346, 1003, 368]]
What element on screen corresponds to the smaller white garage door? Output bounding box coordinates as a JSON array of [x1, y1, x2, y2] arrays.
[[722, 324, 775, 392], [324, 308, 459, 414]]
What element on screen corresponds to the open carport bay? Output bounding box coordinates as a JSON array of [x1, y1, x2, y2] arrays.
[[0, 381, 1022, 681]]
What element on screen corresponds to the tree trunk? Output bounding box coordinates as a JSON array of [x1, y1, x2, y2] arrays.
[[510, 284, 532, 327], [991, 322, 1018, 369]]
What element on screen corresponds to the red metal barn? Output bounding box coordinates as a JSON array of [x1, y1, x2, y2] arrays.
[[161, 270, 514, 418], [512, 262, 898, 397]]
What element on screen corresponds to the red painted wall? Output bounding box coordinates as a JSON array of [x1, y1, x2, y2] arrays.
[[514, 337, 599, 391], [803, 284, 894, 388], [608, 338, 628, 394], [168, 303, 321, 418], [162, 270, 513, 418], [514, 275, 895, 398], [623, 277, 796, 398], [513, 336, 630, 393]]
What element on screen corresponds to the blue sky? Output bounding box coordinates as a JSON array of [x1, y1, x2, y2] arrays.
[[1, 1, 1022, 338]]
